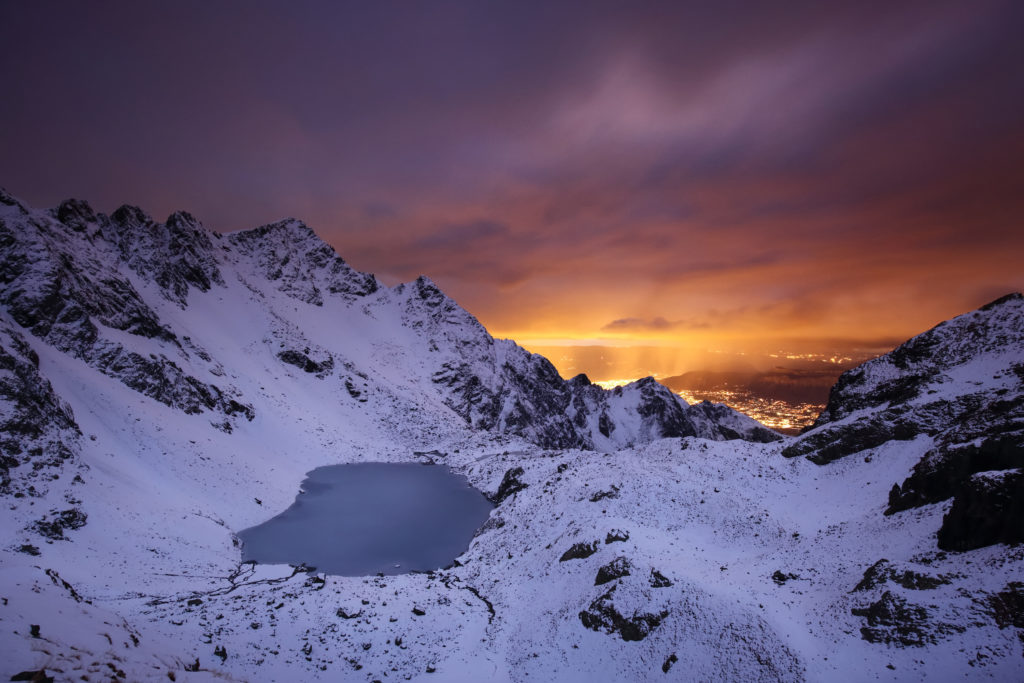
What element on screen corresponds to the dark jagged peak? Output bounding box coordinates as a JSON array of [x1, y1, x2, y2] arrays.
[[111, 208, 224, 307], [0, 198, 174, 346], [165, 210, 202, 232], [54, 198, 98, 232], [234, 216, 316, 241], [0, 191, 253, 425], [110, 203, 153, 229], [411, 275, 444, 302], [0, 186, 29, 213], [568, 373, 592, 388], [979, 291, 1023, 311], [228, 218, 379, 305], [397, 275, 480, 333]]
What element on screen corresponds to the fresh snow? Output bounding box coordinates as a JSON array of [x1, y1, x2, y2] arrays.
[[0, 192, 1021, 681]]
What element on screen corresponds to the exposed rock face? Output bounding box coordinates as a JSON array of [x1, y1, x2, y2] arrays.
[[33, 508, 88, 540], [108, 207, 225, 307], [277, 349, 334, 377], [0, 199, 254, 426], [936, 469, 1024, 551], [784, 293, 1024, 550], [852, 559, 951, 592], [887, 400, 1024, 513], [227, 219, 379, 305], [595, 557, 632, 585], [0, 316, 80, 497], [604, 529, 629, 544], [988, 582, 1024, 630], [851, 591, 964, 646], [559, 541, 598, 562], [812, 293, 1024, 427], [491, 467, 528, 504]]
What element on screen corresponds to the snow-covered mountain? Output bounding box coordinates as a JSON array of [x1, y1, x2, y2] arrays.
[[784, 292, 1024, 550], [1, 190, 1021, 682]]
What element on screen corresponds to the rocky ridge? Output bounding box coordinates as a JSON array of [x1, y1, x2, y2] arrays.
[[0, 190, 773, 462], [783, 293, 1024, 551]]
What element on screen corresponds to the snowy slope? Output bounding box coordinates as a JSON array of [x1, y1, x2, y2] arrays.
[[785, 293, 1024, 549], [1, 190, 1022, 682]]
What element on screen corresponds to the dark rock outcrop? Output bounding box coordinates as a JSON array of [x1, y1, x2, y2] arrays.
[[33, 508, 88, 540], [579, 585, 667, 641], [491, 467, 528, 504], [851, 591, 963, 646], [852, 559, 950, 592], [595, 557, 632, 585], [605, 529, 629, 544], [277, 349, 334, 377], [559, 541, 599, 562], [649, 570, 672, 588], [936, 469, 1024, 551], [0, 318, 80, 496], [988, 582, 1024, 629]]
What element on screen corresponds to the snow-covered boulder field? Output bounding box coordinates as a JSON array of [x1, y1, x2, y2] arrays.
[[1, 190, 1022, 681]]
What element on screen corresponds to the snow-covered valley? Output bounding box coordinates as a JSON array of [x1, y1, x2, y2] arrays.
[[1, 190, 1022, 681]]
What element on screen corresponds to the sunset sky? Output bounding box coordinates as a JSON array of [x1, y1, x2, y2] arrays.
[[2, 1, 1022, 380]]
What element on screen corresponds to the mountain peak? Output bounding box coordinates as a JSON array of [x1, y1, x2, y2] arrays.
[[979, 291, 1023, 311], [0, 186, 28, 212], [111, 203, 153, 228], [55, 198, 98, 230]]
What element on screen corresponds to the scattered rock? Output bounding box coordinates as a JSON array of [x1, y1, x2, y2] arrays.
[[649, 570, 672, 588], [32, 508, 87, 540], [771, 570, 799, 586], [277, 349, 333, 377], [988, 582, 1024, 629], [662, 654, 678, 673], [589, 485, 620, 502], [605, 529, 629, 544], [336, 607, 362, 619]]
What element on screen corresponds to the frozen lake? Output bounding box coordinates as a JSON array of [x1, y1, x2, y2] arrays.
[[238, 462, 493, 576]]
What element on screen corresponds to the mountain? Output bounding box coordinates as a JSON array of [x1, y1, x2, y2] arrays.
[[783, 292, 1024, 549], [0, 187, 776, 473], [0, 190, 1021, 682]]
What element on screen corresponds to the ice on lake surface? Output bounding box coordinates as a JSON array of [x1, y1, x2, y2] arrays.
[[239, 462, 494, 576]]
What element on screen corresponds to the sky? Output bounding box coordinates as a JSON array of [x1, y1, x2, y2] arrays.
[[2, 0, 1022, 379]]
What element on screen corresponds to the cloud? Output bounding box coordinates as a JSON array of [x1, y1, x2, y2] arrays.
[[413, 220, 512, 250], [2, 0, 1023, 348], [602, 317, 709, 333]]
